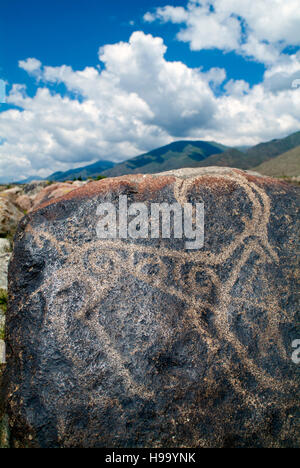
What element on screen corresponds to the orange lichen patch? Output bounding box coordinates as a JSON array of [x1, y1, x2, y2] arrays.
[[33, 174, 176, 212], [31, 183, 76, 209], [134, 175, 176, 200], [192, 176, 239, 193]]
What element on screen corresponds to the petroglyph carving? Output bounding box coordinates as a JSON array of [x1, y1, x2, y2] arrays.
[[3, 168, 300, 447]]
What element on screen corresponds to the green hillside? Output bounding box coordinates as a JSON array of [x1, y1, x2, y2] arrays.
[[253, 145, 300, 177], [103, 131, 300, 177], [191, 148, 251, 170], [102, 140, 227, 177], [203, 131, 300, 170], [199, 132, 300, 172], [244, 131, 300, 168], [48, 160, 115, 182]]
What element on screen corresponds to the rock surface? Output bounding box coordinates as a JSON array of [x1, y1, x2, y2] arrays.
[[0, 342, 5, 365], [0, 180, 88, 215], [0, 239, 11, 291], [30, 182, 85, 210], [15, 195, 33, 212], [0, 239, 10, 255], [2, 167, 300, 448], [0, 186, 23, 202], [0, 197, 23, 237]]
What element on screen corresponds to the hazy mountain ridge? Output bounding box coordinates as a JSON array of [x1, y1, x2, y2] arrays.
[[185, 131, 300, 171], [47, 160, 115, 182], [243, 131, 300, 168], [12, 131, 300, 184], [253, 145, 300, 177]]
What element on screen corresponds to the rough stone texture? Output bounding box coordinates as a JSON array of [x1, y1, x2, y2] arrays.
[[31, 181, 87, 211], [2, 167, 300, 448], [0, 239, 11, 291], [0, 186, 23, 202], [0, 342, 5, 365], [0, 182, 47, 214], [22, 181, 49, 197], [0, 197, 23, 237], [1, 181, 89, 215], [0, 239, 10, 255], [0, 315, 4, 334], [15, 195, 33, 212]]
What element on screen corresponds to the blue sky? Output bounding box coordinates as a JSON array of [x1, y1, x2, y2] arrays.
[[0, 0, 299, 182], [0, 0, 265, 93]]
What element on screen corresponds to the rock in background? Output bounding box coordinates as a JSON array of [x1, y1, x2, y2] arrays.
[[0, 198, 23, 238], [0, 240, 9, 446], [1, 167, 300, 448], [0, 180, 89, 215], [0, 239, 11, 291], [0, 238, 11, 380], [30, 181, 87, 211]]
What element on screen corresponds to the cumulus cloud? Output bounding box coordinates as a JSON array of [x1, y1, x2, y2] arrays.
[[144, 0, 300, 64], [262, 52, 300, 92], [0, 29, 299, 182], [19, 57, 42, 76]]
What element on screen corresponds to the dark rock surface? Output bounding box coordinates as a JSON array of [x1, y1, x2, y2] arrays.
[[1, 167, 300, 448]]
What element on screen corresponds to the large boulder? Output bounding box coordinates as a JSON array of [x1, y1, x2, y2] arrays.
[[2, 167, 300, 448]]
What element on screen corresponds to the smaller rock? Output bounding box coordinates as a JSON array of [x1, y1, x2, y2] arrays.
[[0, 253, 10, 291], [71, 180, 88, 188], [15, 195, 33, 212], [0, 239, 10, 255], [0, 239, 11, 291], [0, 187, 23, 206], [0, 340, 5, 364], [22, 181, 49, 197], [32, 182, 84, 210], [0, 198, 23, 236], [0, 313, 4, 332]]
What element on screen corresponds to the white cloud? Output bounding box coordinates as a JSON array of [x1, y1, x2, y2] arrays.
[[144, 6, 188, 24], [19, 58, 42, 78], [0, 30, 299, 182], [224, 79, 250, 97], [262, 52, 300, 92], [145, 0, 300, 64]]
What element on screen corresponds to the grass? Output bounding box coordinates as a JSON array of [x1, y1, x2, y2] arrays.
[[0, 289, 7, 313], [0, 233, 14, 252], [0, 414, 9, 448]]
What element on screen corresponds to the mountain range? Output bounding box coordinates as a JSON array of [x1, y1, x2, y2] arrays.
[[14, 130, 300, 183], [47, 159, 115, 182]]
